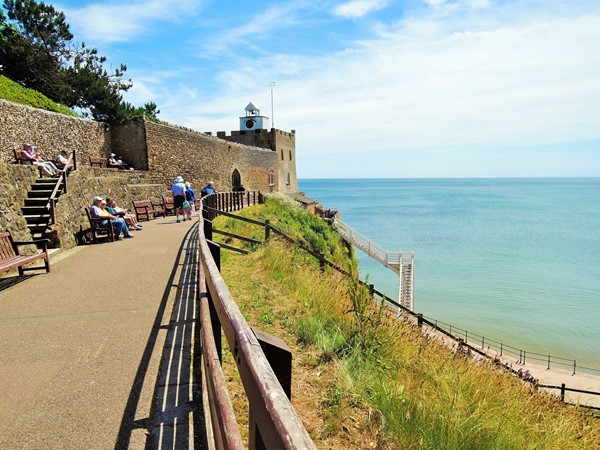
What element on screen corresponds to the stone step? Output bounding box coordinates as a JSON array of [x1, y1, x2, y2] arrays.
[[24, 198, 50, 207], [24, 214, 52, 223], [28, 190, 54, 198]]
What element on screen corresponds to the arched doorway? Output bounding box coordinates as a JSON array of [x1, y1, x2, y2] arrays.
[[232, 169, 241, 191]]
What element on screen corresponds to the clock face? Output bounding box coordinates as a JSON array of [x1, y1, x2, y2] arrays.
[[246, 119, 255, 129]]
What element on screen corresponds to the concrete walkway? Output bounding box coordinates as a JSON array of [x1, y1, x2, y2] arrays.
[[0, 216, 201, 449]]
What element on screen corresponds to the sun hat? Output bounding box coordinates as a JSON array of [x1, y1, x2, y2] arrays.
[[93, 196, 104, 202], [109, 153, 116, 157], [175, 176, 184, 183]]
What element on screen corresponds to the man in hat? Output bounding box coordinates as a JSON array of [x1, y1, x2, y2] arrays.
[[89, 196, 133, 239], [171, 176, 187, 223]]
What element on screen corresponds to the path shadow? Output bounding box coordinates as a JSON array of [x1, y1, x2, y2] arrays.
[[0, 275, 34, 293], [114, 224, 206, 449]]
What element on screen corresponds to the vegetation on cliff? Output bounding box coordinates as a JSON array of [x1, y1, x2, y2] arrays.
[[0, 0, 159, 123], [0, 74, 78, 116], [213, 194, 600, 449]]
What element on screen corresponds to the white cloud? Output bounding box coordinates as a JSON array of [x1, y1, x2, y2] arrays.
[[333, 0, 389, 18], [64, 0, 201, 43], [125, 1, 600, 176]]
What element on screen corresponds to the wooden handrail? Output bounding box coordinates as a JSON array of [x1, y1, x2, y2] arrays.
[[198, 194, 316, 449]]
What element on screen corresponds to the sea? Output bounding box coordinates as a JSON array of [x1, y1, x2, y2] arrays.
[[298, 178, 600, 370]]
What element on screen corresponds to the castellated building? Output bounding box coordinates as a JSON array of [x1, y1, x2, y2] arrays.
[[0, 98, 299, 249], [208, 102, 298, 194]]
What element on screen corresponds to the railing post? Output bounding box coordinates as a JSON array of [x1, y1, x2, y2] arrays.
[[319, 252, 325, 272], [72, 149, 77, 170], [248, 330, 293, 450], [204, 219, 213, 241], [264, 219, 270, 241], [207, 239, 222, 363], [547, 355, 551, 370], [369, 284, 375, 300], [482, 336, 485, 349], [417, 313, 423, 328], [573, 360, 576, 375], [560, 383, 566, 401], [500, 343, 503, 356], [523, 350, 526, 364]]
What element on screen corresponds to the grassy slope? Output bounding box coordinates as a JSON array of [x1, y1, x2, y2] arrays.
[[214, 194, 600, 449], [0, 75, 78, 117]]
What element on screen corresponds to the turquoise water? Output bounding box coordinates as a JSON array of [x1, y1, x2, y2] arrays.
[[298, 178, 600, 368]]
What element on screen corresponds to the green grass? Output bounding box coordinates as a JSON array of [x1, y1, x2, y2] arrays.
[[0, 75, 79, 117]]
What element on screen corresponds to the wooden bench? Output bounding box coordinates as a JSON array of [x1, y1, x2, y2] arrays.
[[132, 200, 166, 221], [0, 230, 51, 275], [13, 149, 44, 176], [85, 207, 115, 243], [162, 196, 175, 216], [89, 156, 107, 168]]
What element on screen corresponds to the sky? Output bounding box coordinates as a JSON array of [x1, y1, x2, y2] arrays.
[[47, 0, 600, 178]]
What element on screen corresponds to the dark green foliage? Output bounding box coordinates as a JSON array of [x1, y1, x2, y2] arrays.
[[0, 0, 158, 123]]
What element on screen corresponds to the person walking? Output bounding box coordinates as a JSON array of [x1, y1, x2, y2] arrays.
[[171, 176, 187, 223], [184, 182, 196, 221]]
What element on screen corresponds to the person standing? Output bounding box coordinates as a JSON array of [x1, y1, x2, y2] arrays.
[[184, 182, 196, 221], [171, 176, 187, 223]]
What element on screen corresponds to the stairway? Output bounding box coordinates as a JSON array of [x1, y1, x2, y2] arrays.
[[334, 218, 415, 311], [21, 177, 65, 243]]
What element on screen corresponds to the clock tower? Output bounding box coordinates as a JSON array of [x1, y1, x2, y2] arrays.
[[240, 101, 270, 131]]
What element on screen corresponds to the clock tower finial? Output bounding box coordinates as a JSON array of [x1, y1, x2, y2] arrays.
[[240, 101, 270, 131]]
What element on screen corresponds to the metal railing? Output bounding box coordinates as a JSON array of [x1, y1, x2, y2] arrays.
[[333, 218, 415, 311]]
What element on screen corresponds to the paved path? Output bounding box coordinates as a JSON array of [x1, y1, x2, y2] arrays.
[[0, 216, 201, 449]]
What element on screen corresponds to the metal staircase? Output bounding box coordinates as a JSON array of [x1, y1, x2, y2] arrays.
[[333, 219, 415, 311]]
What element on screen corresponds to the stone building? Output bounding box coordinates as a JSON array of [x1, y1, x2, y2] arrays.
[[0, 99, 299, 249]]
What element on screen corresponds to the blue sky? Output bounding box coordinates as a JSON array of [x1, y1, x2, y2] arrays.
[[48, 0, 600, 178]]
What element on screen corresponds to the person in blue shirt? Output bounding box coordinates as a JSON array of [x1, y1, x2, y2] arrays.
[[171, 176, 187, 223], [201, 181, 216, 197], [184, 182, 196, 221]]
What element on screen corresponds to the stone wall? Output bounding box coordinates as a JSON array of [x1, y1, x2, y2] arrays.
[[0, 99, 295, 251], [144, 121, 278, 192], [0, 164, 43, 254], [0, 99, 110, 166]]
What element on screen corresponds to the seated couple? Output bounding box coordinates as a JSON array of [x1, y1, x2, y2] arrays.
[[89, 196, 139, 239]]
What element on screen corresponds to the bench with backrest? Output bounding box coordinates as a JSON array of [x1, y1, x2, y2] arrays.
[[84, 207, 115, 243], [162, 196, 175, 216], [89, 156, 107, 168], [13, 149, 44, 176], [0, 230, 51, 275], [132, 200, 166, 222]]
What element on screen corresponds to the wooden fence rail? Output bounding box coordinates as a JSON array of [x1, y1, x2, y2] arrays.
[[197, 192, 316, 449]]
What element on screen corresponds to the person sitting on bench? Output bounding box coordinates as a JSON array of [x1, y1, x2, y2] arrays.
[[89, 196, 134, 239], [20, 143, 59, 176]]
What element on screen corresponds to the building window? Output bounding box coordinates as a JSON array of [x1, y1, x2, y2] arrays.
[[285, 172, 291, 185], [281, 150, 284, 160], [269, 171, 275, 186], [289, 150, 292, 161]]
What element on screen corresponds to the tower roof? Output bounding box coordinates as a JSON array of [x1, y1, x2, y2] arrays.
[[245, 101, 259, 112]]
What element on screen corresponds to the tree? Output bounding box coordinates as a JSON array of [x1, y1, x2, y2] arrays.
[[0, 0, 144, 123], [0, 0, 72, 101]]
